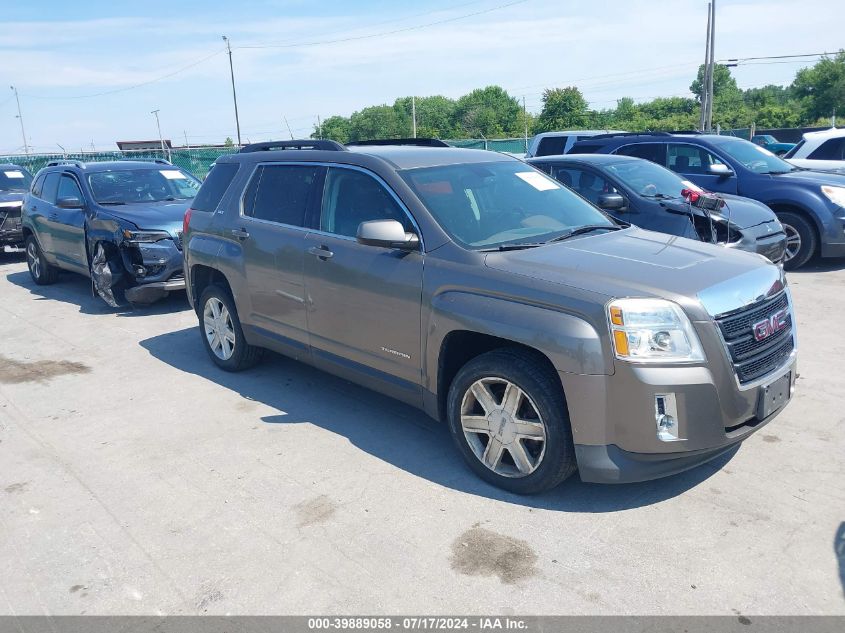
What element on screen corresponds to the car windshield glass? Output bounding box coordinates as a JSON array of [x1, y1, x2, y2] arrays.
[[400, 161, 615, 248], [603, 159, 702, 198], [713, 138, 795, 174], [87, 168, 200, 203], [0, 168, 33, 192]]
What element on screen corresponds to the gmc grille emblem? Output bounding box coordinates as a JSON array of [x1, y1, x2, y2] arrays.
[[752, 309, 789, 342]]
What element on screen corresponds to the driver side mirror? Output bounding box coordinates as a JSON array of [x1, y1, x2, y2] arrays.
[[356, 219, 420, 250], [597, 193, 626, 211], [709, 164, 734, 178], [56, 196, 84, 209]]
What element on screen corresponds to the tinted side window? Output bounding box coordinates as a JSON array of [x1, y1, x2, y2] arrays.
[[808, 138, 845, 161], [31, 174, 45, 198], [551, 166, 617, 204], [243, 164, 317, 227], [320, 168, 410, 238], [536, 136, 569, 157], [615, 143, 666, 166], [666, 143, 726, 174], [192, 163, 239, 212], [41, 173, 60, 203], [57, 175, 83, 201]]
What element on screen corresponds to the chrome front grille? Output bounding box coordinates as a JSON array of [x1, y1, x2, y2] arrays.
[[0, 206, 22, 232], [715, 291, 794, 384]]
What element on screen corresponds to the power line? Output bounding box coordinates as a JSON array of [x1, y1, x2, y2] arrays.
[[719, 51, 837, 62], [236, 0, 529, 50], [21, 48, 226, 100]]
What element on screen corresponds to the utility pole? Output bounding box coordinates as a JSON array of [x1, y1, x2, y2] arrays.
[[705, 0, 717, 132], [284, 116, 294, 140], [522, 96, 529, 152], [183, 130, 190, 149], [698, 3, 711, 131], [151, 109, 169, 160], [317, 115, 322, 139], [222, 36, 242, 146], [412, 96, 417, 138], [10, 86, 29, 155]]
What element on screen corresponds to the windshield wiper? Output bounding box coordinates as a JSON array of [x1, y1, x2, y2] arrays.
[[481, 242, 547, 252], [642, 193, 677, 200], [548, 224, 623, 242], [98, 201, 126, 205]]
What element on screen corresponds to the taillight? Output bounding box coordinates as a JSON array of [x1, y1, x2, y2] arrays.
[[183, 207, 193, 236]]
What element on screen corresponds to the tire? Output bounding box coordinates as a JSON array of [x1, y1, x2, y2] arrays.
[[90, 242, 128, 307], [25, 236, 59, 285], [777, 211, 816, 270], [198, 284, 264, 372], [446, 348, 577, 494]]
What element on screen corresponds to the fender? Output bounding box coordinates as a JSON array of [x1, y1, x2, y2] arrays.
[[755, 189, 830, 236], [425, 290, 612, 395]]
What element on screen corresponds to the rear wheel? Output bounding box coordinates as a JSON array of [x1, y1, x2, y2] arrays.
[[777, 211, 816, 270], [446, 348, 577, 494], [198, 284, 263, 371], [25, 236, 58, 285]]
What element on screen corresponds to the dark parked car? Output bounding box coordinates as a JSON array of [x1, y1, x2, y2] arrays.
[[751, 134, 795, 156], [182, 140, 795, 494], [21, 159, 200, 306], [571, 132, 845, 269], [0, 164, 34, 251], [529, 154, 786, 263]]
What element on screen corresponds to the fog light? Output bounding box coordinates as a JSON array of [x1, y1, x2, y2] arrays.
[[134, 265, 146, 277], [655, 393, 682, 442]]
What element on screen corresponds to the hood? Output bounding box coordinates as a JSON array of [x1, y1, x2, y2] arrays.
[[0, 191, 25, 205], [770, 168, 845, 187], [786, 158, 845, 174], [100, 200, 189, 236], [484, 227, 781, 315], [660, 194, 777, 230]]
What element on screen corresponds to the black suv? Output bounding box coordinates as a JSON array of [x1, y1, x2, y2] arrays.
[[0, 163, 34, 251], [570, 132, 845, 269], [21, 160, 200, 306], [182, 140, 795, 494]]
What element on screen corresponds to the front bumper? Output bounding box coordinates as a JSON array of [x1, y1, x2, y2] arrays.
[[0, 206, 23, 245], [561, 350, 797, 484], [729, 223, 787, 263], [125, 275, 185, 303]]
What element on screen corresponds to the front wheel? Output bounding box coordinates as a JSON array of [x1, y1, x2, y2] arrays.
[[777, 211, 816, 270], [446, 348, 577, 494], [198, 285, 264, 371], [25, 236, 58, 285]]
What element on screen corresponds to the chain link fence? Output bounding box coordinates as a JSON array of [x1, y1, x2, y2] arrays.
[[1, 139, 528, 179]]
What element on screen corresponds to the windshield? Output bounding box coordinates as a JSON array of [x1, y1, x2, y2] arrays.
[[401, 161, 615, 248], [87, 168, 200, 203], [604, 159, 702, 199], [713, 138, 795, 174], [0, 168, 33, 192]]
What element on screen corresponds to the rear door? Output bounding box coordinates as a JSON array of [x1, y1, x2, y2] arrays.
[[303, 165, 423, 404], [33, 172, 61, 259], [237, 163, 319, 354], [666, 143, 738, 194], [49, 173, 88, 272]]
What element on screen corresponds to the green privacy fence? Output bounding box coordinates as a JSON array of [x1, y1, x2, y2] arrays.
[[1, 139, 526, 179]]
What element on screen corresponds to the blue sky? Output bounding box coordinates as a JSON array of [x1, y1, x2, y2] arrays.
[[1, 0, 842, 153]]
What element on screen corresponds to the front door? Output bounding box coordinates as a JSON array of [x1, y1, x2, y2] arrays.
[[237, 163, 320, 355], [50, 173, 88, 273], [304, 166, 423, 404], [666, 143, 738, 194]]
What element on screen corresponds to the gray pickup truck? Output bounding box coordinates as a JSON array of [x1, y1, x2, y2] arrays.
[[183, 140, 797, 494]]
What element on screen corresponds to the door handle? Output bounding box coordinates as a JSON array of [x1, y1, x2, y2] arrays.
[[49, 213, 59, 220], [307, 245, 334, 260], [230, 228, 250, 240]]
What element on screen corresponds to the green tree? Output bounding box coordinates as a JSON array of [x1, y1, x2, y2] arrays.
[[690, 63, 741, 102], [347, 105, 407, 141], [535, 87, 589, 132], [314, 115, 351, 143], [792, 51, 845, 121], [394, 95, 458, 138], [223, 137, 234, 147], [454, 86, 522, 138]]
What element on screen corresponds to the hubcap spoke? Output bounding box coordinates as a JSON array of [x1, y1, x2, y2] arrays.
[[507, 440, 534, 474], [500, 382, 522, 416], [461, 415, 490, 434], [470, 381, 497, 414], [482, 437, 505, 469], [514, 420, 544, 439]]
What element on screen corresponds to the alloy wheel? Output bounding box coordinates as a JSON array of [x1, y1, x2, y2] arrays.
[[26, 241, 40, 280], [460, 377, 547, 478], [782, 223, 801, 263], [203, 297, 236, 360]]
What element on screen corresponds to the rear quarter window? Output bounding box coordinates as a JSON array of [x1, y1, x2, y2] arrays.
[[536, 136, 569, 157], [808, 138, 845, 161], [191, 162, 239, 212]]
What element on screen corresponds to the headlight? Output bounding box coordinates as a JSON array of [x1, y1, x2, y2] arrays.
[[821, 185, 845, 207], [607, 298, 705, 363], [122, 229, 171, 243], [0, 200, 22, 208]]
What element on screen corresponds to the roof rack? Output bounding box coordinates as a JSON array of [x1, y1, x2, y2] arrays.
[[669, 130, 703, 135], [346, 138, 451, 147], [116, 157, 173, 165], [588, 131, 674, 140], [239, 140, 347, 153], [46, 159, 86, 169]]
